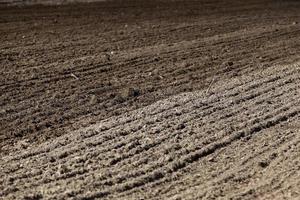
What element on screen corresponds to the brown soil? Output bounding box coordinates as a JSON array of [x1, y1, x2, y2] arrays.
[[1, 0, 300, 199]]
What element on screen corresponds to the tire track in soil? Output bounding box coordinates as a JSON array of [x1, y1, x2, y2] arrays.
[[1, 61, 300, 199]]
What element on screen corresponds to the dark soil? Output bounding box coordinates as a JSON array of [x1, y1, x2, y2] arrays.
[[1, 0, 300, 199]]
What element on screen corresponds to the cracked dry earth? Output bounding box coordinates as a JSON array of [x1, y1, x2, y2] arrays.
[[1, 0, 300, 199]]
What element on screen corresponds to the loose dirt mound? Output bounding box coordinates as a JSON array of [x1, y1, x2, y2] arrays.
[[1, 0, 300, 199], [1, 62, 300, 199]]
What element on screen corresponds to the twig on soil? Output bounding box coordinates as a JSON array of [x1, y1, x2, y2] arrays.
[[206, 76, 216, 95], [71, 73, 79, 80]]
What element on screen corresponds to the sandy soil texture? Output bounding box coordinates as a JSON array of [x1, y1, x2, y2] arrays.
[[1, 0, 300, 199]]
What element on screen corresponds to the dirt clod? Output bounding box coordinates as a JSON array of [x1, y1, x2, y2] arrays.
[[121, 87, 140, 98], [258, 160, 270, 168], [227, 61, 234, 66]]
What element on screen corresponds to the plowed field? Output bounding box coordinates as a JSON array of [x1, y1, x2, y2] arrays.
[[1, 0, 300, 199]]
